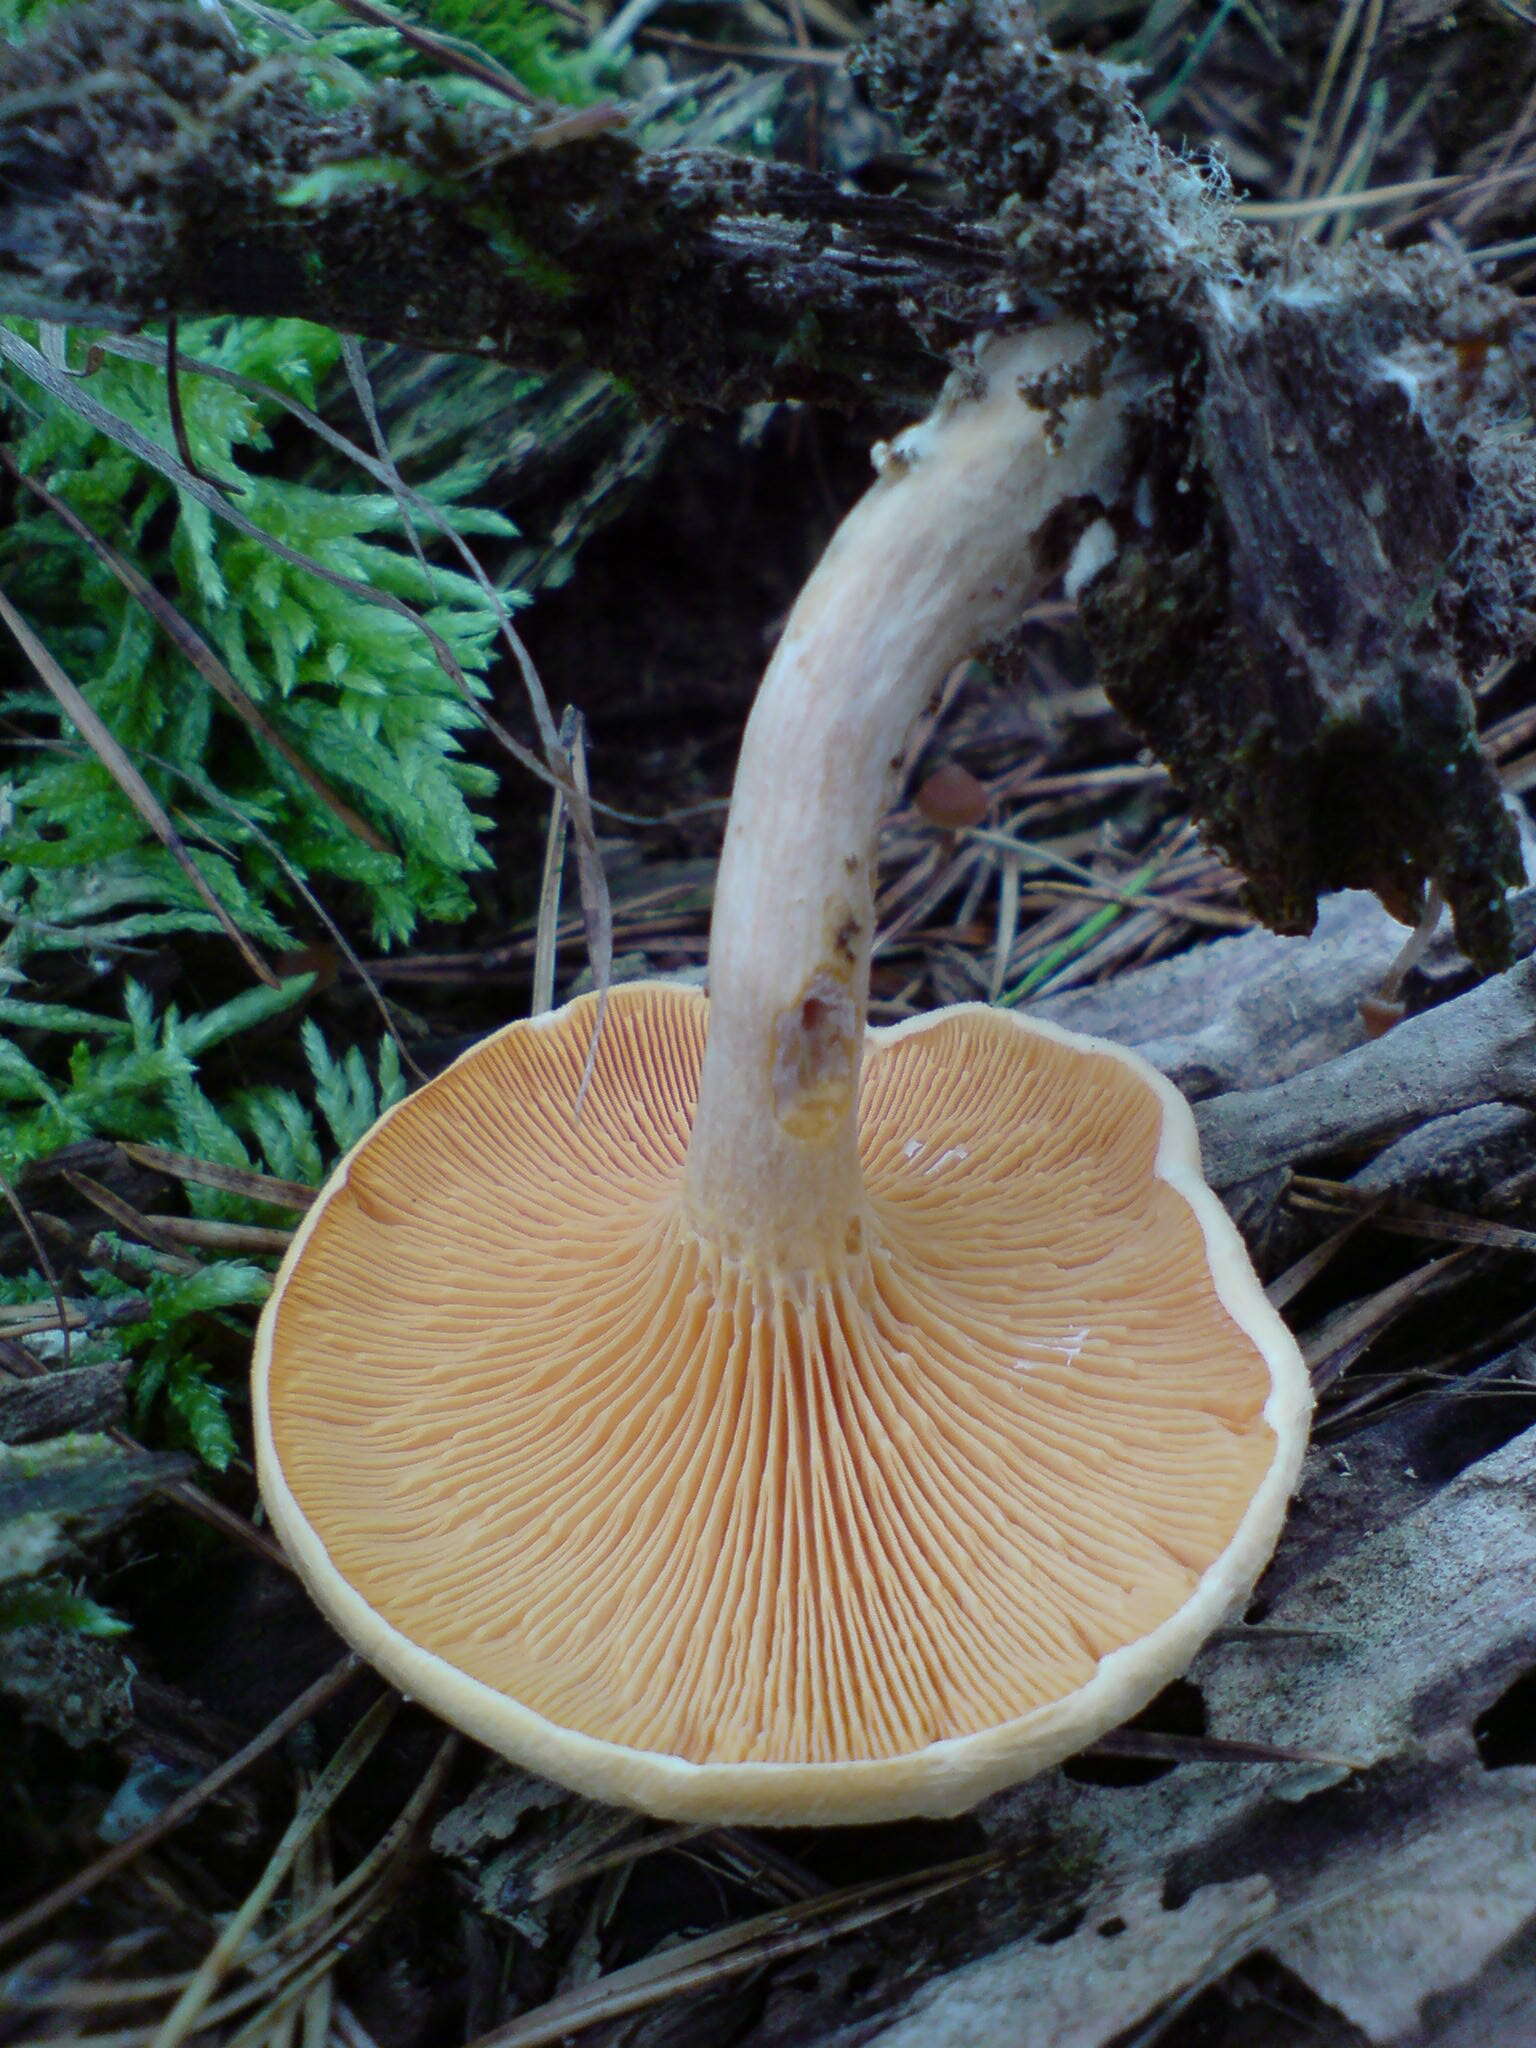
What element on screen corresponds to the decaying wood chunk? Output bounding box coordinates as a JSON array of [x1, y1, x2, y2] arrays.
[[0, 1357, 131, 1445], [866, 0, 1536, 969]]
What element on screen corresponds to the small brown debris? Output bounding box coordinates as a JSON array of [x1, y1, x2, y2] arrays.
[[915, 762, 989, 829]]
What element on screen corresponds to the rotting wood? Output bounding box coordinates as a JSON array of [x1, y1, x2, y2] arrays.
[[1193, 958, 1536, 1192], [0, 1357, 131, 1445]]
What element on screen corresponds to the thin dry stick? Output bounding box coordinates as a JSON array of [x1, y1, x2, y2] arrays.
[[0, 1656, 362, 1957], [65, 1170, 204, 1267], [1, 709, 420, 1084], [163, 785, 426, 1085], [340, 337, 438, 598], [0, 587, 278, 987], [333, 338, 614, 1019], [989, 847, 1021, 1002], [1306, 1250, 1472, 1389], [163, 317, 241, 494], [148, 1697, 398, 2048], [229, 1733, 460, 1998], [295, 1782, 333, 2048], [530, 1822, 705, 1903], [636, 26, 844, 63], [1088, 1728, 1362, 1771], [1289, 1177, 1536, 1255], [1454, 76, 1536, 234], [43, 1738, 459, 2048], [1240, 159, 1536, 221], [1, 1969, 197, 2017], [331, 0, 547, 106], [39, 1732, 458, 2042], [158, 1473, 291, 1572], [565, 709, 614, 1111], [1011, 875, 1250, 930], [331, 2008, 383, 2048], [90, 332, 686, 829], [1267, 1204, 1383, 1311], [160, 753, 423, 1080], [143, 1215, 294, 1255]]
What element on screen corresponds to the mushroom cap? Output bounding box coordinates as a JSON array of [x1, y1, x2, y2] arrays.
[[253, 983, 1310, 1824]]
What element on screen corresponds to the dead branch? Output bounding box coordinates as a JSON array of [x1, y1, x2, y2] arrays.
[[1194, 956, 1536, 1191]]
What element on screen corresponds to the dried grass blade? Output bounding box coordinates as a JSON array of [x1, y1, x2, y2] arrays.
[[74, 1735, 463, 2048], [0, 1298, 132, 1335], [84, 326, 661, 965], [134, 752, 424, 1084], [0, 587, 278, 986], [1285, 0, 1366, 202], [60, 1733, 459, 2048], [530, 1821, 701, 1902], [1086, 1729, 1364, 1770], [292, 1768, 334, 2048], [1305, 1249, 1472, 1389], [531, 705, 578, 1015], [332, 0, 546, 105], [64, 1171, 203, 1265], [1267, 1201, 1383, 1310], [330, 341, 612, 1037], [157, 1474, 291, 1572], [147, 1698, 398, 2048], [565, 710, 613, 1110], [470, 1854, 996, 2048], [215, 1735, 459, 2048], [118, 1143, 314, 1212], [0, 1164, 72, 1367], [989, 846, 1020, 1002], [0, 1968, 195, 2016], [1289, 1175, 1536, 1255], [1310, 0, 1385, 211]]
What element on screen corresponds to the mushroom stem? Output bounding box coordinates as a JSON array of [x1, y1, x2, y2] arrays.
[[682, 324, 1134, 1271]]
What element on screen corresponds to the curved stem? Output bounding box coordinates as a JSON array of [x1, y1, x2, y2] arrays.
[[681, 325, 1132, 1272]]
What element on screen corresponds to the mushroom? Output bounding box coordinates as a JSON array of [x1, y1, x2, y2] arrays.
[[253, 325, 1312, 1824]]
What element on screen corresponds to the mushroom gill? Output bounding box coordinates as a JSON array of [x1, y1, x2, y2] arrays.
[[265, 983, 1278, 1773]]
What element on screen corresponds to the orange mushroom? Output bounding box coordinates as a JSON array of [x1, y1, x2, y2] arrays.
[[254, 327, 1311, 1823]]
